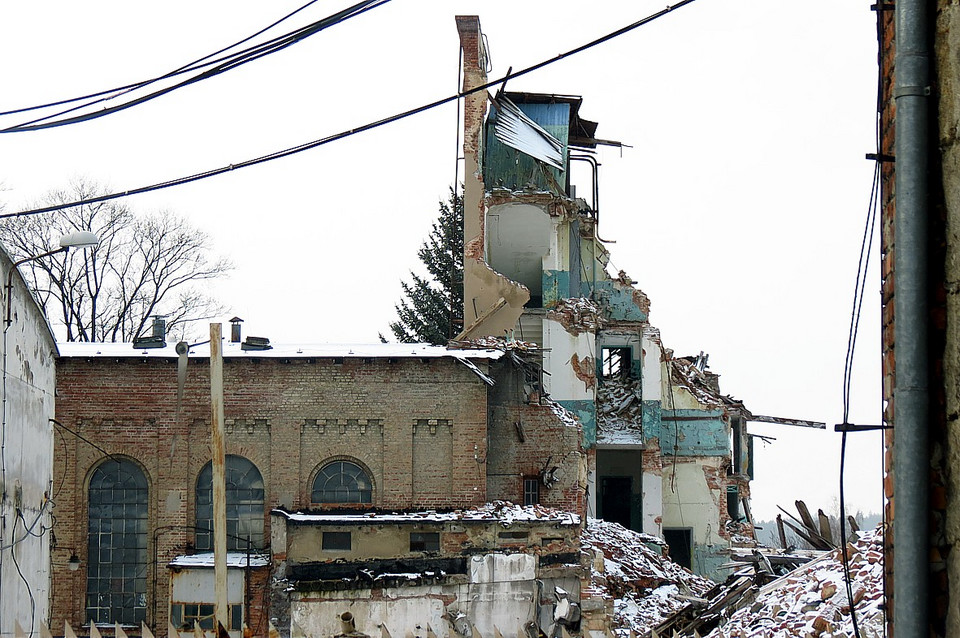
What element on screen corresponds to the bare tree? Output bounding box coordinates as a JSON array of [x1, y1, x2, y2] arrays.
[[0, 179, 232, 341]]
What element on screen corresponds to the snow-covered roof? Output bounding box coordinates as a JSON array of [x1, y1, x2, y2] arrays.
[[168, 552, 270, 568], [275, 501, 580, 527], [56, 341, 504, 361]]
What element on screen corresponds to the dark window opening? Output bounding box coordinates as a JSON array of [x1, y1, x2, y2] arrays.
[[322, 531, 352, 551], [727, 485, 742, 521], [196, 455, 265, 551], [729, 417, 743, 475], [312, 460, 373, 504], [599, 476, 633, 530], [410, 532, 440, 552], [663, 528, 693, 570], [87, 459, 148, 625], [498, 531, 529, 540], [601, 347, 631, 379], [523, 477, 540, 505]]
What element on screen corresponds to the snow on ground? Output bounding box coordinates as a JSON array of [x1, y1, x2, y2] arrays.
[[581, 519, 715, 636], [704, 526, 885, 638]]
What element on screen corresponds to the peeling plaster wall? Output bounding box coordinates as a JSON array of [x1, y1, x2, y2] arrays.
[[661, 460, 728, 581], [289, 559, 580, 638], [543, 318, 596, 446], [0, 246, 57, 636]]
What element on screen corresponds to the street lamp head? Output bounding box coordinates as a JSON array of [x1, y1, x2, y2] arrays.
[[59, 231, 99, 250]]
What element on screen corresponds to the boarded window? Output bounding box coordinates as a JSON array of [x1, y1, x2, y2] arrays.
[[322, 531, 351, 551], [312, 460, 372, 504], [87, 459, 148, 625], [410, 532, 440, 552], [196, 455, 265, 551]]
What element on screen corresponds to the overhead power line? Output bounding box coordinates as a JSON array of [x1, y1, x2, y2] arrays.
[[0, 0, 390, 133], [1, 0, 697, 219]]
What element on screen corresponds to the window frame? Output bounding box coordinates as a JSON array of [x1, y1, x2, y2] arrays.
[[195, 455, 265, 551], [86, 458, 149, 626], [311, 459, 373, 505]]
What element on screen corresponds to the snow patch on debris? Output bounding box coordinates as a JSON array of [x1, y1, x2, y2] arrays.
[[704, 526, 885, 638], [277, 501, 580, 526], [597, 377, 645, 443], [582, 519, 714, 636]]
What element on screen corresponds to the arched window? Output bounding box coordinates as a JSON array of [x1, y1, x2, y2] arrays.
[[196, 455, 264, 551], [87, 458, 148, 625], [312, 460, 372, 504]]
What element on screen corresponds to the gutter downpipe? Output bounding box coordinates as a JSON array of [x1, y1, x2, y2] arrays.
[[893, 0, 931, 635]]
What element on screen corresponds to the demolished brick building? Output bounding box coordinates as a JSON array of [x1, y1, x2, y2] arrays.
[[46, 15, 793, 638], [455, 15, 758, 580]]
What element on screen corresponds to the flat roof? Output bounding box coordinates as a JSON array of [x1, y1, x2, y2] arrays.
[[57, 341, 504, 361], [168, 552, 270, 568]]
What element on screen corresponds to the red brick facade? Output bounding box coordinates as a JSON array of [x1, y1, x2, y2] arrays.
[[52, 353, 490, 631], [51, 348, 584, 633]]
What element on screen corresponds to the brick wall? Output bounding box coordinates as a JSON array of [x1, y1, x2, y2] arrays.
[[485, 360, 586, 515], [52, 354, 490, 633]]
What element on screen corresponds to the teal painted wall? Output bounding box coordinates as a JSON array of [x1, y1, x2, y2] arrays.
[[592, 281, 648, 322], [694, 544, 727, 582], [542, 270, 570, 309], [642, 400, 662, 443], [660, 410, 729, 456], [559, 399, 596, 447], [483, 102, 570, 192]]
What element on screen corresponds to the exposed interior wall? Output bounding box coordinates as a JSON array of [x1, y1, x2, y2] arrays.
[[457, 16, 528, 338], [660, 459, 729, 581], [0, 247, 57, 636]]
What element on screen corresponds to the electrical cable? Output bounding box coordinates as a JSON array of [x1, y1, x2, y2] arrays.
[[11, 515, 38, 638], [0, 0, 391, 133], [836, 4, 888, 637], [49, 417, 124, 463], [1, 0, 698, 220], [0, 0, 324, 119]]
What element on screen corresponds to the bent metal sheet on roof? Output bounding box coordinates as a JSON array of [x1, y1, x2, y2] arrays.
[[492, 95, 565, 170]]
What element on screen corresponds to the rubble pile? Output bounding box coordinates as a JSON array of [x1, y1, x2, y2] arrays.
[[597, 377, 644, 439], [582, 519, 714, 635], [546, 297, 604, 334], [703, 526, 885, 638]]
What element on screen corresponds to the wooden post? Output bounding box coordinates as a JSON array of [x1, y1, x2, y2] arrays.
[[210, 323, 228, 630]]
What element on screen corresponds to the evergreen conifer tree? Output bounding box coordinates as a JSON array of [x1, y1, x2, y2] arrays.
[[388, 189, 463, 344]]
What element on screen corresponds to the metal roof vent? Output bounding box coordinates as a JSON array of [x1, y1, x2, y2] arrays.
[[133, 316, 167, 349], [240, 336, 272, 351]]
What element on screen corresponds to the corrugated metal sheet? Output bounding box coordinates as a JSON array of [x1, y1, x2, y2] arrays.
[[492, 96, 565, 170]]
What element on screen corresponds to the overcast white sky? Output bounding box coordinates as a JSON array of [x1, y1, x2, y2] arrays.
[[0, 1, 882, 523]]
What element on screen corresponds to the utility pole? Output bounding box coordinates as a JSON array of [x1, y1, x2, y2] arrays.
[[210, 323, 228, 630]]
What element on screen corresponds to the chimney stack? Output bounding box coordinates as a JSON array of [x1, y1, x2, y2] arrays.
[[229, 317, 243, 343]]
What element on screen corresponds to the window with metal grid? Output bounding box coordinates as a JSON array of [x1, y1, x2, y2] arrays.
[[196, 455, 265, 551], [86, 459, 148, 625], [312, 460, 373, 504]]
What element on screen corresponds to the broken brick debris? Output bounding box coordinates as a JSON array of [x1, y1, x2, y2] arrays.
[[655, 525, 885, 638], [581, 519, 715, 637]]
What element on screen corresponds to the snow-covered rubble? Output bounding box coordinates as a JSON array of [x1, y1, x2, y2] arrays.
[[704, 526, 885, 638], [582, 519, 715, 636]]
